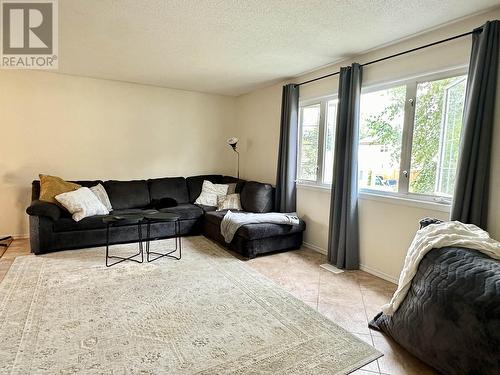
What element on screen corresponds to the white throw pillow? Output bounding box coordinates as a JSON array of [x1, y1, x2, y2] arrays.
[[55, 187, 109, 222], [195, 180, 229, 207], [217, 194, 242, 211], [90, 183, 113, 211]]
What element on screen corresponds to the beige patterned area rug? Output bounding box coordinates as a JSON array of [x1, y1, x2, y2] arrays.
[[0, 236, 381, 374]]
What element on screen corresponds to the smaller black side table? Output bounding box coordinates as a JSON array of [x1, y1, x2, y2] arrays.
[[103, 214, 144, 267], [143, 212, 181, 262]]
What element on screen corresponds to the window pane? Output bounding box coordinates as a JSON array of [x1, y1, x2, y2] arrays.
[[298, 104, 320, 181], [323, 99, 338, 184], [359, 86, 405, 192], [409, 75, 466, 196]]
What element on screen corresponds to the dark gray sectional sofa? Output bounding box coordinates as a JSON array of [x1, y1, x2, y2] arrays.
[[26, 174, 305, 258]]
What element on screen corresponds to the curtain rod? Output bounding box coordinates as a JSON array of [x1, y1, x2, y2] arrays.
[[296, 28, 482, 87]]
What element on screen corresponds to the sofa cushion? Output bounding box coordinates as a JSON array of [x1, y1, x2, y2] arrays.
[[196, 204, 217, 213], [148, 177, 189, 204], [203, 211, 305, 240], [237, 221, 305, 240], [104, 180, 150, 210], [111, 208, 157, 216], [203, 210, 227, 225], [240, 181, 274, 213], [159, 203, 204, 220], [53, 215, 109, 232], [52, 208, 159, 232], [148, 198, 178, 210], [186, 175, 223, 202]]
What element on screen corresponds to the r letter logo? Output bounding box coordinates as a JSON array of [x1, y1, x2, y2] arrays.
[[1, 0, 58, 69]]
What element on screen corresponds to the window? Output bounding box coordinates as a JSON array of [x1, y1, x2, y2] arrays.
[[297, 97, 338, 184], [359, 72, 467, 201], [323, 100, 337, 184], [296, 70, 467, 202], [359, 86, 405, 192], [410, 76, 467, 196], [298, 104, 320, 181]]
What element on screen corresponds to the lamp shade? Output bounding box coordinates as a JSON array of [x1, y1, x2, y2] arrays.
[[227, 137, 238, 147]]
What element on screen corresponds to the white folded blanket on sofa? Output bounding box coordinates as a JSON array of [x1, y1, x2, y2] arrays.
[[382, 221, 500, 316], [220, 211, 300, 243]]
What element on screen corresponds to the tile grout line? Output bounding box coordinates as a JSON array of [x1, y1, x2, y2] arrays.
[[357, 275, 383, 374], [316, 260, 382, 374], [315, 262, 322, 310]]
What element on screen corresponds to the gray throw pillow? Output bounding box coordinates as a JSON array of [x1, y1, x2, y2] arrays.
[[217, 194, 242, 211], [90, 183, 113, 211], [227, 183, 237, 195]]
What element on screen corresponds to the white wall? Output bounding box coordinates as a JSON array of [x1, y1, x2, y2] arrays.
[[0, 71, 237, 237], [236, 9, 500, 282]]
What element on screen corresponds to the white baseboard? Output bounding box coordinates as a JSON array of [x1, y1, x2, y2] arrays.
[[302, 241, 327, 255], [359, 264, 398, 284], [303, 241, 398, 284], [0, 234, 29, 240]]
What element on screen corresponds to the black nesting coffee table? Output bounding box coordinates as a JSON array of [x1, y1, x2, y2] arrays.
[[103, 213, 145, 267], [143, 212, 181, 262]]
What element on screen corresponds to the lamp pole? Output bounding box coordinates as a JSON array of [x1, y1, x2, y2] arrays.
[[235, 149, 240, 179], [227, 137, 240, 179]]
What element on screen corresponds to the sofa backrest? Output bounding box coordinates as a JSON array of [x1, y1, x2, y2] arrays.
[[148, 177, 189, 204], [186, 175, 223, 203], [221, 176, 246, 194], [31, 175, 273, 212], [103, 180, 150, 210], [240, 181, 274, 213]]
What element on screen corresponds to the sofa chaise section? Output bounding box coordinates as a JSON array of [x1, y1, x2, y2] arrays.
[[202, 210, 305, 258], [200, 180, 305, 258]]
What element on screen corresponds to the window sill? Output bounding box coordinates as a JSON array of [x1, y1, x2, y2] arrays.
[[296, 183, 451, 213], [296, 182, 332, 192], [358, 191, 451, 212]]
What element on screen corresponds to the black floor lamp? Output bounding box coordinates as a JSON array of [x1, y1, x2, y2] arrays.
[[227, 137, 240, 179]]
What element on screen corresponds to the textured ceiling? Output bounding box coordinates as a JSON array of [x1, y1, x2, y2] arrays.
[[58, 1, 499, 96]]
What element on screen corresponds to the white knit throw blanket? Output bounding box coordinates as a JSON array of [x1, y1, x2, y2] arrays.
[[382, 221, 500, 316]]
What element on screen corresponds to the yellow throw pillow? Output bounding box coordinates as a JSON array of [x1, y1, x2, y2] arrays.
[[39, 174, 81, 204]]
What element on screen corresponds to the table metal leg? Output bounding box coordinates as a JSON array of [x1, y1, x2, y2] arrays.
[[176, 220, 182, 260], [105, 222, 144, 267], [146, 220, 181, 262]]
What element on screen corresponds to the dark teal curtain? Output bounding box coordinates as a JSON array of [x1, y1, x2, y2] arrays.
[[451, 20, 499, 229], [275, 84, 299, 212], [327, 64, 362, 269]]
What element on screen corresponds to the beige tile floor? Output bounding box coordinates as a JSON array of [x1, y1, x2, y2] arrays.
[[0, 240, 438, 375], [246, 248, 438, 375]]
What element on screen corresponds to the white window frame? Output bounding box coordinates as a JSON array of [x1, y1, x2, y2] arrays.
[[296, 66, 467, 206], [297, 94, 338, 187], [359, 67, 468, 204]]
